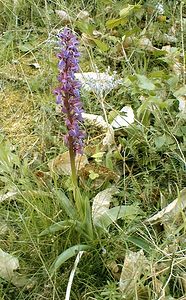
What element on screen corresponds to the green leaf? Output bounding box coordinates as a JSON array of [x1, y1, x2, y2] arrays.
[[181, 126, 186, 135], [39, 220, 76, 236], [54, 189, 76, 219], [95, 205, 140, 231], [106, 18, 127, 29], [91, 152, 105, 159], [149, 70, 166, 79], [89, 171, 99, 180], [75, 21, 95, 35], [83, 195, 94, 240], [119, 4, 140, 18], [154, 134, 166, 149], [136, 74, 155, 90], [92, 38, 108, 52], [50, 245, 90, 275], [127, 236, 152, 253]]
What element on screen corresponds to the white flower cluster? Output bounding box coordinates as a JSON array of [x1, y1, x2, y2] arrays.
[[75, 70, 122, 96]]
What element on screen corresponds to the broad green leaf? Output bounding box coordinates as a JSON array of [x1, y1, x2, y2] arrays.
[[1, 32, 14, 48], [83, 195, 94, 240], [167, 75, 179, 90], [74, 189, 93, 240], [138, 109, 151, 126], [54, 189, 76, 219], [154, 134, 166, 149], [136, 74, 155, 90], [95, 205, 140, 230], [92, 38, 108, 52], [155, 134, 174, 149], [50, 245, 90, 275], [106, 18, 127, 29], [181, 126, 186, 135], [39, 220, 76, 236], [75, 21, 95, 35]]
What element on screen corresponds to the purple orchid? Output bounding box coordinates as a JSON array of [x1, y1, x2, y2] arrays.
[[54, 28, 84, 154]]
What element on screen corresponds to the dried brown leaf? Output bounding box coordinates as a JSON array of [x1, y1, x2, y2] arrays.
[[92, 187, 118, 223], [146, 188, 186, 225], [48, 152, 88, 176], [119, 250, 149, 296]]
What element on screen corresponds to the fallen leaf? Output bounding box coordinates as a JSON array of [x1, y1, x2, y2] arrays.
[[48, 152, 88, 176], [29, 63, 40, 69], [162, 45, 183, 76], [111, 106, 134, 128], [146, 188, 186, 224], [77, 10, 89, 20], [0, 248, 19, 281], [0, 250, 35, 288], [174, 86, 186, 112], [75, 72, 122, 95], [55, 10, 70, 23], [92, 187, 118, 223], [138, 36, 158, 52], [82, 113, 115, 147], [0, 191, 18, 203], [103, 125, 115, 147], [119, 250, 149, 296], [82, 112, 108, 128], [107, 260, 120, 280]]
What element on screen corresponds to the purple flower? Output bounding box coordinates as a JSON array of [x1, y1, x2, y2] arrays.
[[54, 28, 84, 154]]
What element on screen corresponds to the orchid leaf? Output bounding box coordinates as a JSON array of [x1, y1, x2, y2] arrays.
[[95, 205, 140, 231], [39, 220, 76, 236], [54, 189, 76, 219], [50, 245, 90, 276]]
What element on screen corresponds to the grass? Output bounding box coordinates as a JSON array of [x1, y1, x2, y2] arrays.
[[0, 0, 186, 299]]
